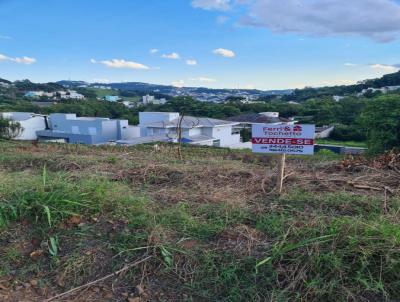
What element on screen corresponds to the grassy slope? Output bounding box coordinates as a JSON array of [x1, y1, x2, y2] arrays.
[[88, 88, 120, 98], [0, 141, 399, 301], [89, 88, 141, 103]]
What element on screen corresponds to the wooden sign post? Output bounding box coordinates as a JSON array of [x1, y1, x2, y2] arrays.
[[252, 124, 315, 195], [276, 153, 286, 194]]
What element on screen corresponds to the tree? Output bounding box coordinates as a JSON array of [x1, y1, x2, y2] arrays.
[[0, 117, 22, 139], [359, 95, 400, 154]]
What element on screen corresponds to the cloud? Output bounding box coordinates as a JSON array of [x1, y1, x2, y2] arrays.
[[191, 0, 231, 11], [189, 77, 217, 82], [216, 15, 229, 24], [13, 56, 36, 64], [194, 0, 400, 42], [240, 0, 400, 42], [186, 59, 198, 66], [0, 35, 11, 40], [369, 63, 400, 72], [213, 48, 235, 58], [344, 63, 357, 67], [0, 53, 36, 64], [320, 79, 356, 86], [0, 54, 9, 61], [91, 58, 149, 70], [150, 49, 159, 54], [162, 52, 180, 59], [242, 84, 256, 89], [172, 80, 185, 88], [293, 79, 356, 89]]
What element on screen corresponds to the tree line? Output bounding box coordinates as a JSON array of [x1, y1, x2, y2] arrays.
[[0, 90, 399, 154]]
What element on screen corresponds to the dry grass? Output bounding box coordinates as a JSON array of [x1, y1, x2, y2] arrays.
[[0, 141, 399, 301]]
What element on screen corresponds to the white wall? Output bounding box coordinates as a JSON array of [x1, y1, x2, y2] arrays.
[[18, 117, 47, 140], [187, 128, 202, 136], [139, 112, 179, 125], [1, 113, 47, 140], [211, 125, 241, 147], [124, 126, 141, 140]]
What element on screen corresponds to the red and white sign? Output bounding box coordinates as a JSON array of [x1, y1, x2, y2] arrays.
[[252, 124, 315, 155]]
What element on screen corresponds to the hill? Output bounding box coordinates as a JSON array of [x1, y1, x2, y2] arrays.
[[57, 80, 293, 102], [287, 71, 400, 102], [0, 141, 399, 301], [58, 71, 400, 103]]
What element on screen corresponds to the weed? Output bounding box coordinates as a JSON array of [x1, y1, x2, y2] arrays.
[[0, 142, 399, 301]]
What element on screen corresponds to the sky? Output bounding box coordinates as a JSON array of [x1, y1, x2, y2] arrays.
[[1, 0, 400, 90]]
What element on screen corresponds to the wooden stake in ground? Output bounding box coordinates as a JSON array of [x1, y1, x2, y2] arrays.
[[276, 154, 286, 194]]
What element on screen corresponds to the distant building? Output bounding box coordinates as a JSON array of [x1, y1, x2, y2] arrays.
[[36, 113, 138, 145], [92, 85, 112, 90], [68, 91, 85, 100], [0, 82, 11, 88], [24, 90, 84, 100], [24, 91, 42, 98], [142, 94, 167, 105], [104, 95, 121, 102], [0, 112, 47, 140], [24, 91, 54, 98], [60, 91, 85, 100], [142, 94, 155, 104], [333, 95, 345, 102], [122, 101, 135, 108], [357, 86, 400, 97]]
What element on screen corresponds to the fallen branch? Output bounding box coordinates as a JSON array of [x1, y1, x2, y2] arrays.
[[283, 172, 295, 182], [44, 255, 152, 302], [350, 184, 382, 191]]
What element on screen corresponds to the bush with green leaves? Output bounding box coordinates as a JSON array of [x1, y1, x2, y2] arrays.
[[0, 116, 22, 139], [360, 95, 400, 154]]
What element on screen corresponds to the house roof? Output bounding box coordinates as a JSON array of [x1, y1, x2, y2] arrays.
[[226, 113, 290, 124], [143, 116, 238, 128], [1, 112, 42, 121], [316, 126, 334, 132]]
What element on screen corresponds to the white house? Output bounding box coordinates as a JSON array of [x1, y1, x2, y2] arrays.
[[60, 90, 85, 100], [333, 95, 345, 102], [142, 95, 155, 104], [68, 91, 85, 100], [142, 95, 167, 105], [0, 112, 47, 140], [118, 112, 241, 147], [36, 113, 139, 144]]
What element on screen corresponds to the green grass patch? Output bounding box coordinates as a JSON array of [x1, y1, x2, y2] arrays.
[[0, 142, 399, 301], [87, 88, 119, 98], [317, 139, 367, 148], [0, 170, 111, 231]]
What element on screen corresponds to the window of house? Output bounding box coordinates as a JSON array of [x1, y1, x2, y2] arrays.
[[88, 127, 97, 135], [71, 126, 79, 134], [232, 128, 240, 135]]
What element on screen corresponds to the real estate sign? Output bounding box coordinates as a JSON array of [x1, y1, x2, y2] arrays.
[[252, 124, 315, 155]]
